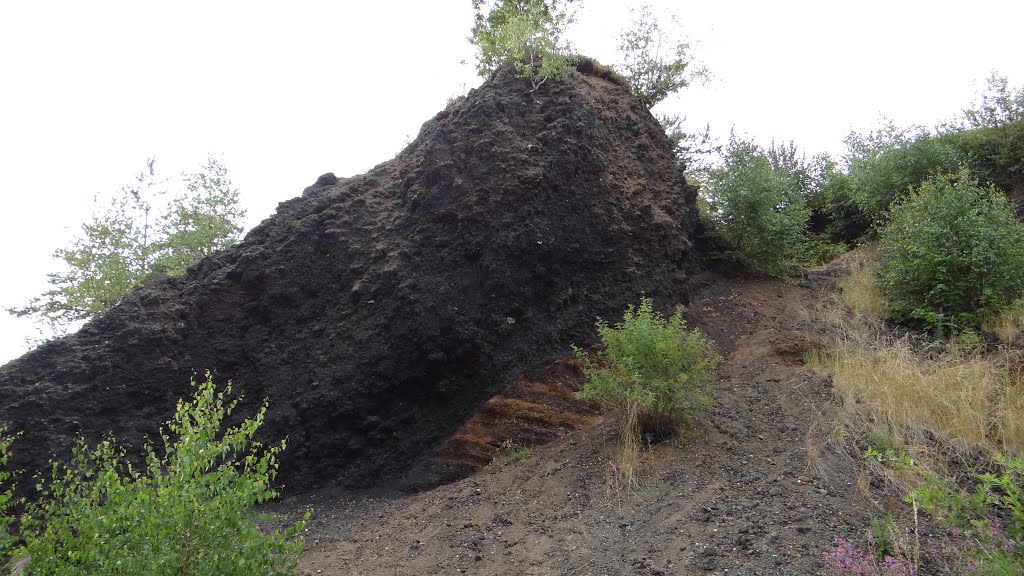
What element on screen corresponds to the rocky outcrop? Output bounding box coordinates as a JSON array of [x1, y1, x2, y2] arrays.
[[0, 63, 700, 492]]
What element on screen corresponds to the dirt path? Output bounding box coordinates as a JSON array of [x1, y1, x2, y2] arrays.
[[284, 272, 876, 575]]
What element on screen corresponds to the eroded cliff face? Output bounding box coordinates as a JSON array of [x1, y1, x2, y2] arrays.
[[0, 63, 699, 492]]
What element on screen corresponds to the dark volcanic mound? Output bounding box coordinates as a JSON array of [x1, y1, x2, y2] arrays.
[[0, 64, 699, 492]]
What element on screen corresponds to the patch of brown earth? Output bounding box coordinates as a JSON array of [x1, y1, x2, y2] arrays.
[[281, 271, 883, 575]]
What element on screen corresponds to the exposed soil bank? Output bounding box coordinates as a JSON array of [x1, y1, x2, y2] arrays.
[[287, 271, 874, 575]]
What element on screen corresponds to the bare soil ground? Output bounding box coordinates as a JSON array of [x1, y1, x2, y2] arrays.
[[279, 269, 886, 575]]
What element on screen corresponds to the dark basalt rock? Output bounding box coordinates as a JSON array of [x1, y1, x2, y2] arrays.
[[0, 64, 700, 493]]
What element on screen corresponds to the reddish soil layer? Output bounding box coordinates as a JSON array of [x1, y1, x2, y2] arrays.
[[431, 357, 603, 477]]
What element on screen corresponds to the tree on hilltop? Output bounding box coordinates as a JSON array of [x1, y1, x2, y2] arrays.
[[616, 3, 704, 110], [960, 70, 1024, 129], [469, 0, 579, 88], [614, 3, 713, 170]]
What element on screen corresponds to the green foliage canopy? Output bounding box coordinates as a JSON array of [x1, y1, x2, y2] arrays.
[[469, 0, 577, 88], [616, 3, 702, 110], [7, 373, 306, 575], [878, 169, 1024, 332], [824, 74, 1024, 240], [700, 135, 817, 276], [942, 121, 1024, 204], [7, 157, 245, 334], [156, 156, 246, 276], [842, 123, 962, 228], [959, 71, 1024, 130]]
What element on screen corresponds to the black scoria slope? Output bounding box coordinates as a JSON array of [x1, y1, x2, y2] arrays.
[[0, 63, 700, 492]]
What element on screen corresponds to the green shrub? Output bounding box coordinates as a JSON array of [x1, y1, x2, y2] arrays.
[[575, 298, 716, 435], [701, 135, 814, 276], [808, 158, 869, 243], [843, 124, 963, 228], [575, 298, 716, 486], [469, 0, 577, 89], [0, 429, 17, 557], [877, 168, 1024, 333], [942, 121, 1024, 202], [802, 233, 848, 267], [868, 516, 904, 562], [13, 372, 307, 575]]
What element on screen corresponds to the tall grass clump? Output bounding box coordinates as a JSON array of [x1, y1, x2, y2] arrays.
[[575, 298, 717, 486], [997, 375, 1024, 453], [3, 372, 307, 575], [820, 341, 1019, 453], [837, 246, 886, 318], [982, 300, 1024, 344]]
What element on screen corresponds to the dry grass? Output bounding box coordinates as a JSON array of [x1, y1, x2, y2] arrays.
[[820, 338, 1024, 457], [613, 399, 643, 492], [823, 343, 1001, 449], [804, 425, 822, 463], [836, 246, 886, 318], [982, 301, 1024, 343], [810, 247, 1024, 459], [996, 375, 1024, 451], [856, 468, 871, 495]]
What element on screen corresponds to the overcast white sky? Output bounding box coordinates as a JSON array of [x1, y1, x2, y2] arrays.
[[2, 0, 1023, 365]]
